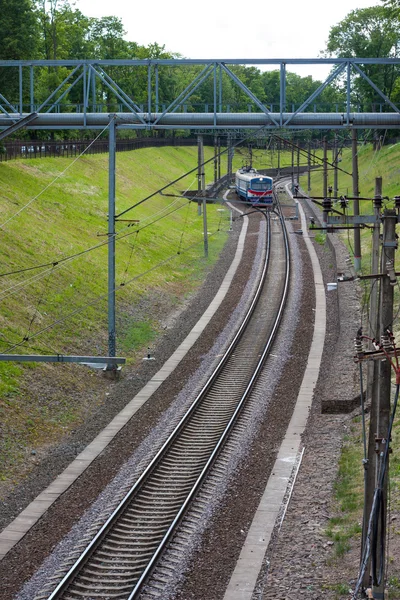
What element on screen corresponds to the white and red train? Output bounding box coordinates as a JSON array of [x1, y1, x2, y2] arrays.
[[235, 167, 274, 207]]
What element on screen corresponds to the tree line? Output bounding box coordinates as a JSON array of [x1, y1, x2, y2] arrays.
[[0, 0, 399, 141]]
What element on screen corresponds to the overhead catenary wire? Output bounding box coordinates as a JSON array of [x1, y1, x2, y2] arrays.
[[0, 228, 225, 355], [0, 198, 193, 301], [1, 124, 261, 351], [0, 120, 114, 230], [360, 130, 388, 180], [271, 133, 353, 177], [360, 277, 377, 338], [121, 230, 139, 286], [0, 333, 62, 356], [0, 193, 193, 281], [174, 176, 199, 255], [177, 198, 193, 255], [115, 123, 274, 220], [2, 203, 218, 351], [22, 265, 55, 344], [1, 124, 272, 284]]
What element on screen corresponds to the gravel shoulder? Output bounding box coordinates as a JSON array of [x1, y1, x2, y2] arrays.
[[262, 196, 400, 600]]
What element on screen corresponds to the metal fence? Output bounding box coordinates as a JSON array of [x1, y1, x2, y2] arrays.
[[1, 134, 399, 163], [0, 136, 199, 162]]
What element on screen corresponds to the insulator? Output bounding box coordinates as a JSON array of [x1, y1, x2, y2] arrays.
[[381, 334, 393, 352], [394, 195, 400, 209], [374, 195, 383, 209], [386, 260, 397, 286], [339, 195, 348, 210], [354, 338, 364, 354], [322, 197, 332, 212]]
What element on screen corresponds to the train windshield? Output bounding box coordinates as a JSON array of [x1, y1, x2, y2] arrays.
[[251, 178, 272, 191]]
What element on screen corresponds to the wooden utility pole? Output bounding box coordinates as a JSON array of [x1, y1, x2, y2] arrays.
[[331, 183, 398, 599], [372, 209, 397, 599], [369, 177, 383, 375], [352, 129, 362, 272], [362, 178, 383, 591], [361, 202, 396, 599]]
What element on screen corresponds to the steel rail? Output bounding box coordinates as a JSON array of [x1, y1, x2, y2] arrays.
[[129, 206, 290, 599], [44, 201, 290, 600]]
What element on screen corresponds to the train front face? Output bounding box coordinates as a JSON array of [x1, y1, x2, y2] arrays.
[[248, 175, 273, 206]]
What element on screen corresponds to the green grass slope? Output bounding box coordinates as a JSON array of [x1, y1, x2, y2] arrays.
[[0, 145, 235, 486], [0, 141, 298, 488]]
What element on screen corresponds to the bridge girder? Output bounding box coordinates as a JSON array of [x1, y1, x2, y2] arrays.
[[0, 58, 399, 133]]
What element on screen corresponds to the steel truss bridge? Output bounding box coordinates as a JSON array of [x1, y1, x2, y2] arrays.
[[0, 58, 400, 137], [1, 56, 399, 369]]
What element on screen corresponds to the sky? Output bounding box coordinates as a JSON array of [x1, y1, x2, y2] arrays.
[[77, 0, 379, 80]]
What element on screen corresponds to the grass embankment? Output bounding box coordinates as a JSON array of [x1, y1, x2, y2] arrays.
[[299, 142, 400, 597], [0, 141, 298, 489], [0, 144, 239, 487]]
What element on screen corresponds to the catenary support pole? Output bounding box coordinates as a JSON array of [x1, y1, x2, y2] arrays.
[[333, 134, 338, 198], [323, 136, 328, 198], [277, 138, 281, 176], [197, 135, 204, 215], [214, 134, 218, 183], [307, 141, 311, 191], [218, 135, 221, 180], [203, 195, 208, 258], [106, 116, 117, 372], [291, 142, 294, 193], [296, 145, 300, 189], [352, 129, 362, 272], [227, 133, 233, 185]]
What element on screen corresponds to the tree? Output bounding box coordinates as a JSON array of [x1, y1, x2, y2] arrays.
[[380, 0, 400, 18], [0, 0, 38, 59], [0, 0, 39, 104], [89, 16, 129, 59], [325, 6, 400, 107]]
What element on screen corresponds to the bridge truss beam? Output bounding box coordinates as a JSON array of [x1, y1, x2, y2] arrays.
[[0, 58, 399, 132]]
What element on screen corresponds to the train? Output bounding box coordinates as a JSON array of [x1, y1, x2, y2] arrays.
[[235, 167, 274, 207]]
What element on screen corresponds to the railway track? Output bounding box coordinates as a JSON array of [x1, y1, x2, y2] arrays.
[[39, 202, 290, 600]]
